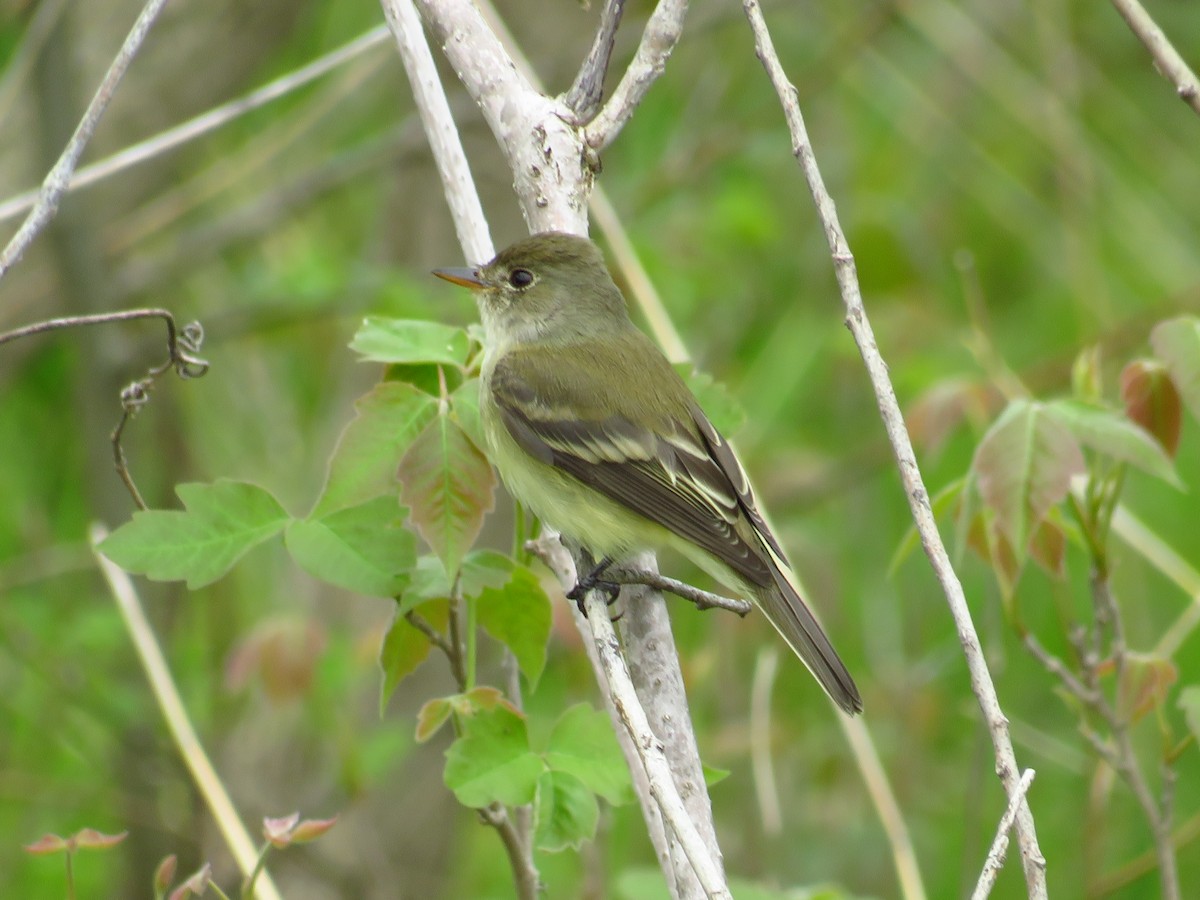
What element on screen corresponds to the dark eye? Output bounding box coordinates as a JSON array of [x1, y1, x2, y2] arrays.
[[508, 268, 534, 288]]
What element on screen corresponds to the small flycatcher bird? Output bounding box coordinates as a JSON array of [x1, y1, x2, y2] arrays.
[[434, 232, 861, 714]]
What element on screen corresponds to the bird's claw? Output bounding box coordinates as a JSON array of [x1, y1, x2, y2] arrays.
[[567, 557, 620, 617]]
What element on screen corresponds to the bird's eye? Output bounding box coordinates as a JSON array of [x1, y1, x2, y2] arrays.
[[508, 268, 534, 289]]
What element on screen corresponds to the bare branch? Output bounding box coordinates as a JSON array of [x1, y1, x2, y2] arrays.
[[90, 525, 284, 900], [606, 568, 751, 616], [737, 1, 1048, 895], [582, 586, 731, 899], [1108, 0, 1200, 118], [381, 1, 493, 262], [972, 769, 1037, 900], [0, 0, 171, 281], [584, 0, 689, 152], [565, 0, 628, 121]]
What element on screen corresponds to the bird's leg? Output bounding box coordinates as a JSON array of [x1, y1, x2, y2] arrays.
[[567, 553, 621, 616]]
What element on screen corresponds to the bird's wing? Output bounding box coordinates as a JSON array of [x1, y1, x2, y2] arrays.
[[489, 344, 774, 586]]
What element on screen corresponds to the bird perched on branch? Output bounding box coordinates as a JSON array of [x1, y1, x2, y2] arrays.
[[435, 232, 861, 715]]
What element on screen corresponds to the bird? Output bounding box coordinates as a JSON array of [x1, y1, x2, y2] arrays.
[[433, 232, 861, 714]]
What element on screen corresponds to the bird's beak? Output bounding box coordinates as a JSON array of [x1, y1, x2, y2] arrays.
[[432, 267, 486, 290]]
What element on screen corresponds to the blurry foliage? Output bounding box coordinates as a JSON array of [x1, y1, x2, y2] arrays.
[[2, 0, 1200, 898]]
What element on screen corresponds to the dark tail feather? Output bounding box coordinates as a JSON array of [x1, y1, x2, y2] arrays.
[[753, 571, 862, 715]]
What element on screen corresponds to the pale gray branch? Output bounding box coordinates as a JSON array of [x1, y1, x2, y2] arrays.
[[582, 588, 730, 899], [381, 1, 493, 262], [565, 0, 627, 121], [584, 0, 689, 152], [738, 1, 1048, 896], [0, 0, 171, 281], [972, 769, 1036, 900], [1108, 0, 1200, 117]]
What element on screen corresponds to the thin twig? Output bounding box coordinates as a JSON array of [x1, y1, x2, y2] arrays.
[[479, 804, 540, 900], [0, 27, 391, 226], [972, 769, 1037, 900], [1107, 0, 1200, 118], [0, 0, 171, 281], [604, 568, 751, 616], [565, 0, 628, 121], [584, 0, 689, 152], [90, 525, 283, 900], [0, 309, 209, 510], [737, 1, 1048, 895]]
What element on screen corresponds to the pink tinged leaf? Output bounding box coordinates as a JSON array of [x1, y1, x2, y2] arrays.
[[1121, 360, 1183, 458], [1028, 518, 1067, 579], [71, 828, 128, 850], [168, 862, 212, 900], [972, 400, 1085, 560], [23, 834, 69, 855], [290, 816, 338, 843], [263, 812, 301, 848], [225, 616, 327, 703], [1118, 653, 1178, 723], [397, 416, 496, 578], [1151, 316, 1200, 422], [415, 697, 454, 742], [154, 855, 178, 894]]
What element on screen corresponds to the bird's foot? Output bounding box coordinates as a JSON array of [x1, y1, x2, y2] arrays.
[[567, 556, 620, 617]]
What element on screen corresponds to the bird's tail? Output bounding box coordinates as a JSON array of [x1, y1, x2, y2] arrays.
[[751, 562, 862, 715]]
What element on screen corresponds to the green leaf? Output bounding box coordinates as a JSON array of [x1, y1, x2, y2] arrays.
[[1151, 317, 1200, 422], [674, 364, 746, 436], [398, 416, 496, 578], [443, 704, 543, 808], [461, 549, 517, 595], [99, 481, 289, 588], [534, 769, 599, 852], [544, 704, 633, 805], [1121, 360, 1183, 458], [451, 378, 486, 450], [379, 600, 448, 713], [702, 763, 731, 787], [314, 381, 437, 516], [971, 400, 1085, 559], [351, 317, 471, 366], [1044, 398, 1181, 488], [477, 565, 552, 690], [1178, 686, 1200, 745], [286, 497, 416, 597]]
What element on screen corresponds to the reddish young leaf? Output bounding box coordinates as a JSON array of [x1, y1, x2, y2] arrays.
[[415, 697, 455, 742], [71, 828, 127, 850], [1028, 518, 1067, 579], [290, 816, 338, 843], [1151, 317, 1200, 422], [168, 862, 212, 900], [397, 416, 496, 578], [23, 834, 68, 855], [263, 812, 301, 848], [1120, 360, 1182, 458], [154, 854, 178, 894]]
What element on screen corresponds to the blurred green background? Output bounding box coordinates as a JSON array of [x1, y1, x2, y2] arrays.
[[2, 0, 1199, 897]]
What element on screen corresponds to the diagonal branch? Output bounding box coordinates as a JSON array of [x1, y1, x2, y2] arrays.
[[738, 1, 1048, 896], [564, 0, 628, 121], [1107, 0, 1200, 118], [0, 0, 171, 281], [584, 0, 689, 152]]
